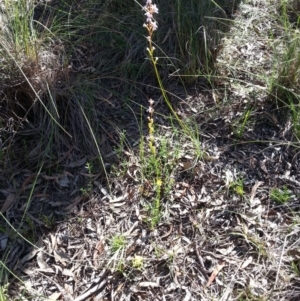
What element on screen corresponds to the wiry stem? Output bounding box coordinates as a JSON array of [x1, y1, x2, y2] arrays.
[[143, 0, 191, 137]]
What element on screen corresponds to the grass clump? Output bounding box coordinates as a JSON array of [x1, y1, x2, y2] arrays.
[[232, 107, 253, 138], [172, 0, 239, 81], [0, 284, 9, 301], [110, 234, 126, 254], [270, 185, 292, 204], [267, 0, 300, 136], [135, 0, 241, 84], [0, 0, 240, 170], [0, 0, 64, 117], [0, 0, 64, 170], [230, 178, 245, 197], [108, 234, 127, 273], [131, 255, 144, 270], [272, 31, 300, 103]]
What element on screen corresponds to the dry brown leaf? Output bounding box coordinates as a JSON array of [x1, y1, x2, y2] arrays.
[[20, 247, 39, 264], [67, 157, 87, 168], [139, 282, 160, 288], [110, 201, 126, 208], [180, 161, 193, 170], [54, 250, 70, 266], [37, 251, 48, 269], [288, 249, 300, 257], [48, 200, 65, 207], [52, 264, 63, 274], [50, 234, 57, 252], [110, 193, 128, 203], [241, 256, 253, 269], [216, 245, 234, 256], [160, 224, 173, 239], [93, 241, 105, 266], [21, 174, 36, 192], [54, 146, 74, 166], [44, 292, 62, 301], [96, 241, 104, 254], [33, 193, 50, 198], [64, 195, 85, 211], [43, 175, 58, 181], [36, 267, 55, 274], [1, 193, 16, 213], [62, 268, 74, 277], [58, 174, 70, 187], [249, 181, 264, 207], [21, 267, 35, 275], [206, 261, 225, 287], [182, 286, 192, 301]]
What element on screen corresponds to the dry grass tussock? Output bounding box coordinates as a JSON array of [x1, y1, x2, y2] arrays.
[[1, 0, 300, 300], [217, 0, 300, 108], [0, 0, 240, 168], [0, 1, 65, 113], [0, 0, 69, 167]]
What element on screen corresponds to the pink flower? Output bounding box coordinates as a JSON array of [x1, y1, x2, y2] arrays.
[[143, 0, 158, 33], [151, 4, 158, 14]]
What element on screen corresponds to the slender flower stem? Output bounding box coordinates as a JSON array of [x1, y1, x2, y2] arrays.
[[142, 0, 191, 137]]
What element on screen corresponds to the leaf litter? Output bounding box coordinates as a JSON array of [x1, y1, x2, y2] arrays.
[[1, 0, 300, 300]]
